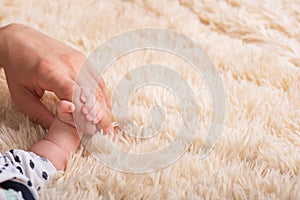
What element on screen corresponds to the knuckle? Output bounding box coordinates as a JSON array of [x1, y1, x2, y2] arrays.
[[59, 51, 86, 78], [39, 57, 51, 68], [61, 80, 75, 100], [38, 58, 58, 82]]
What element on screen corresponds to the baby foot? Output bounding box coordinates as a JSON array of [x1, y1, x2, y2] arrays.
[[63, 85, 104, 134], [80, 87, 103, 125]]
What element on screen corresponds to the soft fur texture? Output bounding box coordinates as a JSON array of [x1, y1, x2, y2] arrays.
[[0, 0, 299, 199]]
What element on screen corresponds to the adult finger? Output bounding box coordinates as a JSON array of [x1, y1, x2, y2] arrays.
[[38, 71, 75, 101], [79, 70, 113, 132], [94, 88, 113, 134], [12, 89, 55, 129], [74, 60, 113, 133], [97, 106, 114, 134], [97, 78, 112, 109]]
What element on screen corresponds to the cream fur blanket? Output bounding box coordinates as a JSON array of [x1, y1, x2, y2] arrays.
[[0, 0, 299, 199]]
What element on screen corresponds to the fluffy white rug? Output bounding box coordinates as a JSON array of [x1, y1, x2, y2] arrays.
[[0, 0, 299, 199]]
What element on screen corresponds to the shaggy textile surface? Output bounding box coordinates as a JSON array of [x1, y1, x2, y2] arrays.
[[0, 0, 300, 199]]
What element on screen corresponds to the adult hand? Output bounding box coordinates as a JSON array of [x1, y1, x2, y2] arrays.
[[0, 23, 113, 133]]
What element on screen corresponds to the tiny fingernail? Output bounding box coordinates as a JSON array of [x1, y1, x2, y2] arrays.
[[82, 108, 88, 114], [81, 96, 87, 102], [86, 115, 93, 121]]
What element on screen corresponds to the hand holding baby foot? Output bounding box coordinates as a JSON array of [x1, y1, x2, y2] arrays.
[[71, 86, 108, 134], [55, 98, 100, 131], [57, 85, 110, 135], [79, 84, 114, 134], [80, 87, 105, 124], [0, 23, 113, 130]]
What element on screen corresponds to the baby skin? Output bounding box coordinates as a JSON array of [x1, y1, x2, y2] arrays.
[[29, 87, 104, 170], [0, 87, 107, 200]]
